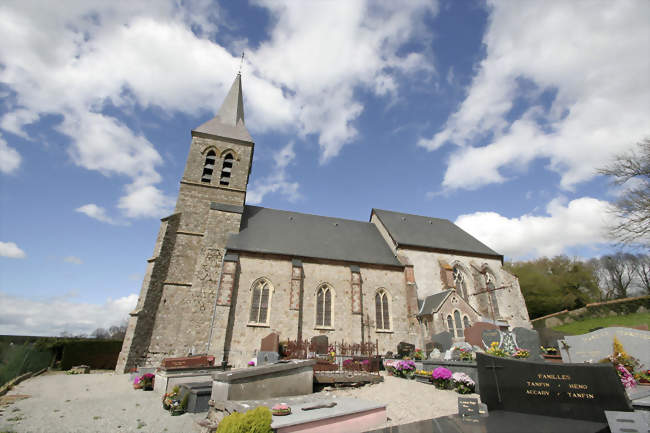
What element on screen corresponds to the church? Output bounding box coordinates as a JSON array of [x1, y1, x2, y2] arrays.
[[116, 74, 531, 372]]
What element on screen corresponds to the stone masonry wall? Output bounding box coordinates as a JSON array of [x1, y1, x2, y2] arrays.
[[222, 253, 418, 367]]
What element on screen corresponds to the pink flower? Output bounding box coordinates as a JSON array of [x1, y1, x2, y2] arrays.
[[432, 367, 452, 380]]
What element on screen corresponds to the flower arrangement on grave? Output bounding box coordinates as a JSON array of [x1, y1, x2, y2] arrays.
[[133, 375, 142, 390], [457, 348, 474, 362], [633, 370, 650, 385], [599, 337, 640, 389], [394, 360, 416, 378], [328, 345, 336, 361], [383, 359, 399, 375], [413, 348, 425, 360], [512, 348, 530, 359], [452, 372, 475, 394], [138, 373, 155, 390], [541, 346, 558, 355], [162, 386, 188, 415], [486, 341, 508, 358], [271, 403, 291, 416], [432, 367, 452, 389], [248, 361, 255, 367]]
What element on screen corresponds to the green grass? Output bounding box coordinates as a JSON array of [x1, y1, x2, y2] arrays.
[[553, 312, 650, 335]]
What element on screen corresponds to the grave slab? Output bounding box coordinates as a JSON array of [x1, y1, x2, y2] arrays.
[[362, 411, 609, 433], [477, 352, 633, 422], [559, 327, 650, 369], [154, 366, 223, 395], [604, 410, 650, 433], [211, 359, 315, 401], [178, 381, 212, 413]]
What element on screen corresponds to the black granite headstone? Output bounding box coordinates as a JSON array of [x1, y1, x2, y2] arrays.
[[512, 327, 542, 360], [481, 330, 502, 349], [536, 327, 566, 349], [311, 335, 328, 354], [430, 331, 453, 352], [397, 341, 415, 358], [458, 397, 479, 417], [476, 352, 633, 422]]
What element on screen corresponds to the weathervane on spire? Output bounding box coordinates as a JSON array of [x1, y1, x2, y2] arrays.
[[238, 52, 244, 75]]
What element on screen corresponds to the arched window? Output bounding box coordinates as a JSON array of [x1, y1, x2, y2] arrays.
[[220, 153, 234, 186], [249, 279, 272, 325], [201, 150, 216, 183], [316, 285, 332, 328], [463, 316, 470, 329], [447, 315, 454, 336], [485, 273, 501, 320], [454, 310, 464, 337], [375, 289, 390, 331], [453, 265, 468, 301]]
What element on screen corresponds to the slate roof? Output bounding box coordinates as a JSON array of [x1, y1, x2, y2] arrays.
[[372, 209, 502, 259], [226, 206, 402, 267], [192, 73, 253, 143], [418, 290, 453, 316]]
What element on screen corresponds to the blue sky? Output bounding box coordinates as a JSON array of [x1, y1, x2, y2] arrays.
[[0, 0, 648, 335]]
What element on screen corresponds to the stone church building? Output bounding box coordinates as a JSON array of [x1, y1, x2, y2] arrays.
[[116, 74, 531, 372]]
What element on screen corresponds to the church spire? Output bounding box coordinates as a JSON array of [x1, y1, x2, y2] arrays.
[[192, 73, 253, 143]]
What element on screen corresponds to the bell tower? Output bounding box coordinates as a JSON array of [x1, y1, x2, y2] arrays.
[[116, 74, 254, 372]]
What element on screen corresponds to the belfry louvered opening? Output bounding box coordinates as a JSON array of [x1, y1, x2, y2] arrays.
[[201, 150, 216, 183], [220, 153, 234, 185]]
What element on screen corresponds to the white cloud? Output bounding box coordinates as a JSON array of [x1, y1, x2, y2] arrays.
[[0, 1, 438, 220], [0, 292, 137, 336], [246, 141, 300, 205], [63, 256, 83, 265], [455, 197, 615, 260], [0, 241, 26, 259], [0, 133, 21, 174], [76, 203, 117, 225], [419, 1, 650, 192]]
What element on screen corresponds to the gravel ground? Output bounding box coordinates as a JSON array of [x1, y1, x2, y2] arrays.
[[0, 371, 475, 432], [0, 371, 204, 433]]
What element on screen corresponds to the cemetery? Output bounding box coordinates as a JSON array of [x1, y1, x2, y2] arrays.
[[3, 321, 649, 432]]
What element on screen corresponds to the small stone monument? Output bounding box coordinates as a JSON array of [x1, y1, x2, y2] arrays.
[[258, 332, 280, 366], [397, 342, 415, 358], [311, 335, 329, 355]]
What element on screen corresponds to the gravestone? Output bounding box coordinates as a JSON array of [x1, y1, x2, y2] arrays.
[[424, 342, 434, 358], [513, 327, 543, 360], [605, 410, 650, 433], [536, 327, 565, 349], [311, 335, 328, 355], [477, 352, 633, 422], [397, 342, 415, 358], [161, 355, 215, 370], [429, 331, 452, 352], [179, 381, 212, 413], [464, 322, 499, 348], [260, 332, 280, 353], [559, 327, 650, 369], [256, 351, 279, 366], [481, 329, 502, 349]]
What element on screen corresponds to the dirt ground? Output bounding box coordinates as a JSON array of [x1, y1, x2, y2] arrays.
[[0, 371, 475, 432]]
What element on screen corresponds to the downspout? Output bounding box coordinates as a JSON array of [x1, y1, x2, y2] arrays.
[[206, 248, 227, 355]]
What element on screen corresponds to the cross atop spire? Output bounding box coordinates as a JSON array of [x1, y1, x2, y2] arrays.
[[192, 72, 253, 143]]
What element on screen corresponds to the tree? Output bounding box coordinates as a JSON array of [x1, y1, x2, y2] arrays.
[[598, 138, 650, 246], [634, 254, 650, 294], [505, 256, 600, 319], [591, 253, 635, 299]]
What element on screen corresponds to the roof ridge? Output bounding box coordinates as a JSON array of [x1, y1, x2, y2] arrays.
[[372, 208, 450, 222], [246, 205, 376, 226]]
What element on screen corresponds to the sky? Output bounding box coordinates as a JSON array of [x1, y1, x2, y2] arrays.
[[0, 0, 648, 336]]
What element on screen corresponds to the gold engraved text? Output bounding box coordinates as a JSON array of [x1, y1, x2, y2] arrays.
[[526, 381, 550, 388], [537, 373, 571, 380]]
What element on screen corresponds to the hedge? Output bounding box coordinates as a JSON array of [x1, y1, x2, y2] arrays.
[[59, 340, 124, 370], [0, 342, 53, 387]]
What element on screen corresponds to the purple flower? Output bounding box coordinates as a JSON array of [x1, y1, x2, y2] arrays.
[[432, 367, 452, 380]]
